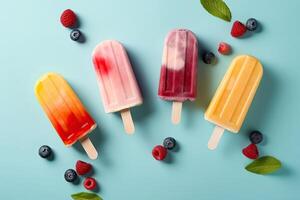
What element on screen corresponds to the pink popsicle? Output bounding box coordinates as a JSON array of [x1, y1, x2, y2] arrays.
[[92, 40, 143, 134], [158, 29, 198, 124]]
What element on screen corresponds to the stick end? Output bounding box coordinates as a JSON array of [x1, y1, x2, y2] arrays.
[[80, 137, 99, 160], [208, 143, 217, 150], [125, 127, 135, 134], [87, 151, 98, 160], [171, 102, 182, 125]]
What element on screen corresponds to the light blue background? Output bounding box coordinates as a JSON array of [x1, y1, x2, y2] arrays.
[[0, 0, 299, 199]]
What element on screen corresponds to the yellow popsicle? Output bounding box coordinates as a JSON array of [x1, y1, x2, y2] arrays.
[[205, 55, 263, 149]]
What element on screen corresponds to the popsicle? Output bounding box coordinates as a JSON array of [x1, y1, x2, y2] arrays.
[[158, 29, 198, 124], [35, 73, 98, 159], [92, 40, 143, 134], [205, 55, 263, 150]]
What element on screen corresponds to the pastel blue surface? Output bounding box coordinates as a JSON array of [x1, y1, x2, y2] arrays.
[[0, 0, 299, 199]]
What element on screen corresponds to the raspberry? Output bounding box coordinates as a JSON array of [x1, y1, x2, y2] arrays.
[[84, 177, 97, 190], [231, 21, 247, 37], [60, 9, 77, 28], [242, 144, 259, 159], [152, 145, 168, 160], [75, 160, 92, 175], [218, 42, 231, 55]]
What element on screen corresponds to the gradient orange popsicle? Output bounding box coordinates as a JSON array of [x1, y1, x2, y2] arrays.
[[35, 73, 98, 159], [205, 55, 263, 149]]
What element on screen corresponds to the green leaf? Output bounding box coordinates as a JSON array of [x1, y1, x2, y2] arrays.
[[200, 0, 232, 22], [71, 192, 103, 200], [245, 156, 282, 175]]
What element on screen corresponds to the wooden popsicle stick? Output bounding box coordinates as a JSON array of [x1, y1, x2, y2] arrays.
[[208, 126, 225, 150], [79, 136, 98, 160], [172, 101, 182, 124], [120, 109, 135, 134]]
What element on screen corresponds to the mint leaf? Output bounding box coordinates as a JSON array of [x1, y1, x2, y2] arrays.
[[245, 156, 282, 175], [71, 192, 103, 200], [200, 0, 232, 22]]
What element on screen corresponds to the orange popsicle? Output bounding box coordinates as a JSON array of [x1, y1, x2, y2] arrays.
[[35, 73, 98, 159], [205, 55, 263, 150]]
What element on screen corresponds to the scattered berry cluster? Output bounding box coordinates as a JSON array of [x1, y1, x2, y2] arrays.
[[152, 137, 176, 161], [60, 9, 82, 42], [202, 42, 231, 64], [202, 18, 258, 65], [231, 18, 258, 38], [38, 145, 98, 191], [242, 130, 263, 159], [64, 160, 98, 191]]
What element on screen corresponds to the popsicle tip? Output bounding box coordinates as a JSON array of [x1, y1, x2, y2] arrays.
[[168, 28, 196, 35], [165, 29, 198, 47], [235, 55, 263, 70], [233, 55, 264, 83], [93, 39, 122, 50], [34, 72, 63, 96], [35, 72, 61, 84], [92, 40, 125, 62]]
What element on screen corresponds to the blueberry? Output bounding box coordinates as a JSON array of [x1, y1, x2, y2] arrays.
[[64, 169, 77, 182], [246, 18, 258, 31], [163, 137, 176, 150], [249, 130, 263, 144], [70, 29, 81, 41], [38, 145, 52, 158], [202, 52, 215, 64]]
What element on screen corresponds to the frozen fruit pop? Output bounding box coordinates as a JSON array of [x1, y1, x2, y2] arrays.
[[158, 29, 198, 124], [205, 55, 263, 150], [92, 40, 143, 134], [35, 73, 98, 159]]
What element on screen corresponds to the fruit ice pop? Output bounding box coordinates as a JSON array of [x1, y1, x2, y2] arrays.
[[205, 55, 263, 150], [92, 40, 143, 134], [158, 29, 198, 124], [35, 73, 98, 159]]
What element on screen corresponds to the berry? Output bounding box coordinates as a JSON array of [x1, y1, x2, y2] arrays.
[[60, 9, 77, 28], [218, 42, 231, 55], [202, 52, 215, 64], [76, 160, 92, 175], [242, 144, 259, 159], [249, 130, 263, 144], [64, 169, 77, 182], [152, 145, 168, 160], [231, 21, 247, 37], [163, 137, 176, 150], [70, 29, 81, 41], [84, 177, 97, 190], [38, 145, 52, 158], [246, 18, 258, 31]]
